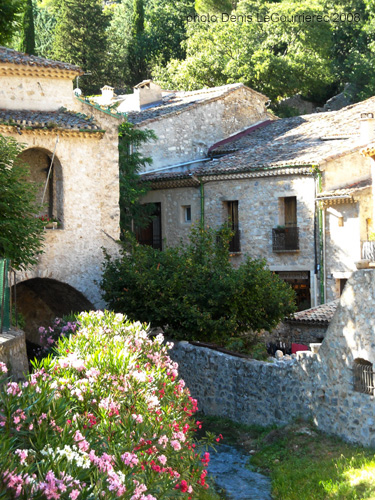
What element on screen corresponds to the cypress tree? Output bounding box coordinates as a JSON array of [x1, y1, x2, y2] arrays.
[[19, 0, 36, 55], [128, 0, 147, 86], [53, 0, 109, 95], [132, 0, 144, 37]]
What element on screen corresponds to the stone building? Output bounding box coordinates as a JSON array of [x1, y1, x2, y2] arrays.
[[92, 80, 274, 171], [0, 47, 121, 341], [139, 98, 375, 308]]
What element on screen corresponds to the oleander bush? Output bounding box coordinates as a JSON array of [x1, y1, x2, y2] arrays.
[[0, 310, 214, 499], [101, 225, 296, 343]]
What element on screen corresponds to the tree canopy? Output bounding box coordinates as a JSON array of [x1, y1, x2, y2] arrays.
[[0, 135, 45, 269], [0, 0, 25, 46]]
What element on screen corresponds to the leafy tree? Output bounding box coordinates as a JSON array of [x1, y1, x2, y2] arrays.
[[0, 0, 25, 45], [154, 0, 335, 102], [105, 0, 195, 89], [118, 121, 156, 233], [53, 0, 109, 94], [101, 225, 296, 343], [19, 0, 36, 55], [195, 0, 235, 13], [0, 135, 45, 269]]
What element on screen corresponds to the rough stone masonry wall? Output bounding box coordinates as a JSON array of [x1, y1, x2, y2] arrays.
[[170, 269, 375, 446], [137, 87, 270, 171], [13, 100, 121, 308], [0, 329, 28, 381]]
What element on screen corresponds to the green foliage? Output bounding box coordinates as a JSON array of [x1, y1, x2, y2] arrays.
[[101, 225, 296, 343], [154, 0, 336, 102], [0, 0, 24, 45], [195, 0, 235, 14], [33, 0, 57, 58], [19, 0, 36, 55], [0, 135, 45, 269], [53, 0, 109, 94], [105, 0, 195, 88], [118, 121, 156, 233]]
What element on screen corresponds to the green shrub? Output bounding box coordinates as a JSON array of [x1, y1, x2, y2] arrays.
[[101, 225, 296, 343], [0, 310, 214, 498]]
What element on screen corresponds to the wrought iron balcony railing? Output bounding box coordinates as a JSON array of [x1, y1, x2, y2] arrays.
[[272, 226, 299, 252]]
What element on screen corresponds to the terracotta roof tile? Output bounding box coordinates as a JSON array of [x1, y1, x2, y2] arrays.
[[0, 108, 101, 131], [287, 300, 339, 325], [0, 46, 82, 74], [317, 178, 372, 198], [143, 96, 375, 182]]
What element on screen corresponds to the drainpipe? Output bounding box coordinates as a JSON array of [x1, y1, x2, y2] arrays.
[[200, 181, 205, 226], [315, 171, 325, 304], [191, 175, 205, 226]]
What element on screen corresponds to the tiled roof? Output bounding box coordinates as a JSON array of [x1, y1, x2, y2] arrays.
[[0, 46, 82, 74], [317, 178, 372, 198], [126, 83, 267, 125], [0, 108, 101, 131], [287, 300, 339, 325], [143, 96, 375, 183]]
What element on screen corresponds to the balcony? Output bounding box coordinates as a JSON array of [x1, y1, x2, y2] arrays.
[[272, 226, 299, 252]]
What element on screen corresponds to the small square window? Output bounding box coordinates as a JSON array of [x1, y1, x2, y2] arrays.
[[182, 205, 191, 223]]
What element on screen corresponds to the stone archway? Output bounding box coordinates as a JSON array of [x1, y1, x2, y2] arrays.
[[13, 278, 94, 345], [19, 147, 64, 225]]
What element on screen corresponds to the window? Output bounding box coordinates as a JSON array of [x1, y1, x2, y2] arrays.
[[182, 205, 191, 223], [339, 278, 347, 296], [353, 358, 374, 395], [136, 203, 162, 250], [273, 196, 299, 251], [226, 201, 240, 252], [284, 196, 297, 227]]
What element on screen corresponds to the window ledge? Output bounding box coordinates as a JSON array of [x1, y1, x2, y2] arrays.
[[273, 249, 300, 253]]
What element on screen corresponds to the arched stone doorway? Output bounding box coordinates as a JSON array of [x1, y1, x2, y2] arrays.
[[13, 278, 94, 345], [18, 147, 64, 225]]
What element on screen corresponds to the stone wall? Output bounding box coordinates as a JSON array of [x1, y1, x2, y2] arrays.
[[0, 75, 78, 112], [0, 329, 28, 381], [170, 269, 375, 446], [9, 99, 121, 309], [137, 86, 270, 171], [269, 321, 328, 345], [142, 173, 319, 303]]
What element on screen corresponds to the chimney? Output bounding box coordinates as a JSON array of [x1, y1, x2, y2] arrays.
[[101, 85, 114, 101], [133, 80, 162, 109], [117, 80, 163, 113], [360, 112, 375, 143]]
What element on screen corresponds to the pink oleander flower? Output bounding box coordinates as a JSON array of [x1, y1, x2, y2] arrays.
[[15, 449, 28, 465], [170, 440, 181, 451], [131, 414, 143, 424], [121, 452, 139, 467], [70, 489, 80, 499], [6, 382, 21, 396], [157, 454, 167, 465], [0, 362, 7, 373]]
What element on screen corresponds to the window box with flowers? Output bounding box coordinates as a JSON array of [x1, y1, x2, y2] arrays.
[[39, 216, 62, 230]]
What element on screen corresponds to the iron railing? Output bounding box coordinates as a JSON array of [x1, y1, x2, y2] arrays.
[[362, 241, 375, 260], [272, 226, 299, 252], [354, 362, 374, 395]]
